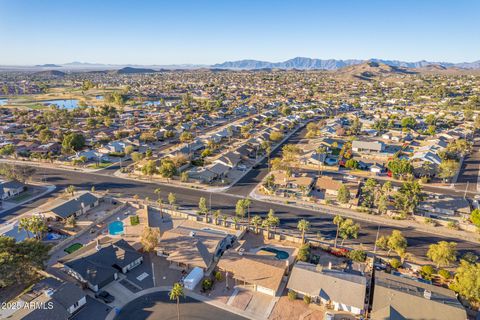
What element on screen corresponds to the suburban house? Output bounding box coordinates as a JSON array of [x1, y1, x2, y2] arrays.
[[217, 250, 287, 296], [352, 140, 385, 153], [42, 192, 100, 220], [14, 278, 87, 320], [157, 221, 234, 272], [0, 180, 25, 200], [287, 262, 367, 315], [273, 171, 314, 196], [417, 194, 470, 220], [314, 176, 359, 199], [371, 271, 467, 320], [61, 238, 143, 292], [214, 151, 242, 169]]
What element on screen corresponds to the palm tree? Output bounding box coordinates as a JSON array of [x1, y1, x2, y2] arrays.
[[169, 283, 185, 320], [232, 216, 239, 230], [222, 214, 228, 227], [333, 215, 345, 248], [65, 185, 75, 197], [297, 219, 310, 244], [252, 215, 263, 234], [316, 146, 327, 176], [213, 210, 221, 225]]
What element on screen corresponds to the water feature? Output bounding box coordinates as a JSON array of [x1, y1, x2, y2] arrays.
[[258, 247, 289, 260], [42, 99, 81, 109], [108, 221, 124, 235], [0, 98, 8, 106]]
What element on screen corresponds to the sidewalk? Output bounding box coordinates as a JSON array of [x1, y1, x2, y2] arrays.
[[249, 184, 480, 244]]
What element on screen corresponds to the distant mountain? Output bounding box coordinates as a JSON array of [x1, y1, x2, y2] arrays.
[[115, 67, 156, 74], [35, 64, 61, 68], [335, 61, 418, 81], [33, 70, 65, 77], [212, 57, 480, 70]]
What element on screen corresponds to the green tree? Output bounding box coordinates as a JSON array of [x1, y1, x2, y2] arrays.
[[235, 198, 251, 220], [427, 241, 457, 268], [251, 215, 263, 234], [438, 160, 459, 181], [449, 260, 480, 304], [169, 282, 185, 320], [470, 209, 480, 229], [297, 243, 310, 262], [168, 192, 176, 209], [141, 160, 158, 177], [65, 185, 76, 197], [198, 197, 208, 214], [333, 215, 345, 248], [338, 218, 360, 246], [344, 159, 359, 170], [387, 230, 408, 258], [337, 185, 351, 204], [297, 219, 310, 244], [62, 132, 85, 152], [140, 227, 160, 252], [159, 160, 177, 180]]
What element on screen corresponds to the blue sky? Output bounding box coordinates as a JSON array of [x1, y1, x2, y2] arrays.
[[0, 0, 479, 65]]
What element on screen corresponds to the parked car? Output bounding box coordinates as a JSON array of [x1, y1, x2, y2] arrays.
[[95, 290, 115, 303], [324, 312, 335, 320]]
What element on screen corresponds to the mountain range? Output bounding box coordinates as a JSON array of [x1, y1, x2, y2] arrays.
[[1, 57, 480, 71], [212, 57, 480, 70]]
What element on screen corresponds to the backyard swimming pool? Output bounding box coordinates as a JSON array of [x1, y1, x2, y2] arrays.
[[109, 221, 124, 235], [258, 247, 289, 260]]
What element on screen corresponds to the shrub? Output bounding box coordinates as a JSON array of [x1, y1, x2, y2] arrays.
[[130, 215, 140, 226], [201, 278, 213, 291], [303, 295, 311, 305], [438, 269, 451, 280], [297, 244, 310, 262], [288, 290, 297, 301], [214, 271, 224, 282], [347, 249, 367, 262], [447, 221, 459, 230], [420, 265, 436, 280], [390, 258, 402, 269]]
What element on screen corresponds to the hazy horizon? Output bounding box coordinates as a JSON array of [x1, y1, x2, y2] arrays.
[[1, 0, 479, 65]]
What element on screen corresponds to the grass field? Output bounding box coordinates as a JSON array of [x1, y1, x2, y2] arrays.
[[64, 243, 83, 254]]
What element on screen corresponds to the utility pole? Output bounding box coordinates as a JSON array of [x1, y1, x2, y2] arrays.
[[464, 181, 469, 200]]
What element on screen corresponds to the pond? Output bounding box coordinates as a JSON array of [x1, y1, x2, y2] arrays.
[[41, 99, 86, 109]]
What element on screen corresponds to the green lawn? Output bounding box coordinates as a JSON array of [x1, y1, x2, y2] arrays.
[[87, 162, 112, 169], [64, 243, 83, 254]]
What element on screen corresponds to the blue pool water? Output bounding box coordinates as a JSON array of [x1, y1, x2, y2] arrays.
[[109, 221, 124, 235], [259, 247, 289, 260], [0, 98, 8, 106]]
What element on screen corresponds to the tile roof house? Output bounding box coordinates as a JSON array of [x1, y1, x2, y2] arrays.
[[15, 280, 87, 320], [217, 250, 287, 296], [371, 271, 467, 320], [352, 140, 385, 153], [62, 238, 143, 292], [214, 151, 242, 168], [158, 222, 230, 271], [0, 180, 25, 200], [43, 192, 99, 220], [287, 261, 367, 315]]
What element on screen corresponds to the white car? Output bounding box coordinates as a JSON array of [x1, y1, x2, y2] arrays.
[[324, 312, 335, 320]]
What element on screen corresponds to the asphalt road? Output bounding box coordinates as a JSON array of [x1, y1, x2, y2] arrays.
[[115, 291, 247, 320], [455, 136, 480, 194], [2, 165, 478, 259]]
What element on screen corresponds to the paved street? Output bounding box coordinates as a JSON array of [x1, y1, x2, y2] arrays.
[[0, 164, 477, 260], [115, 291, 247, 320], [455, 136, 480, 193]]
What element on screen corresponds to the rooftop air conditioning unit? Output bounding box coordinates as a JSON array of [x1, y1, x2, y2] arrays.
[[424, 290, 432, 300]]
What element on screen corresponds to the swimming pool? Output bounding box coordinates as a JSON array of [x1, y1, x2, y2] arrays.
[[258, 247, 289, 260], [109, 221, 124, 235]]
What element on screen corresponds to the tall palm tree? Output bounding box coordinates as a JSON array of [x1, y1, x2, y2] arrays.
[[297, 219, 310, 244], [169, 283, 185, 320], [333, 215, 345, 248]]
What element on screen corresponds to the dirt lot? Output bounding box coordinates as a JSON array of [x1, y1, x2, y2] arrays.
[[269, 295, 324, 320]]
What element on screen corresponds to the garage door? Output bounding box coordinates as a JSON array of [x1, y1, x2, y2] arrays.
[[257, 285, 275, 296]]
